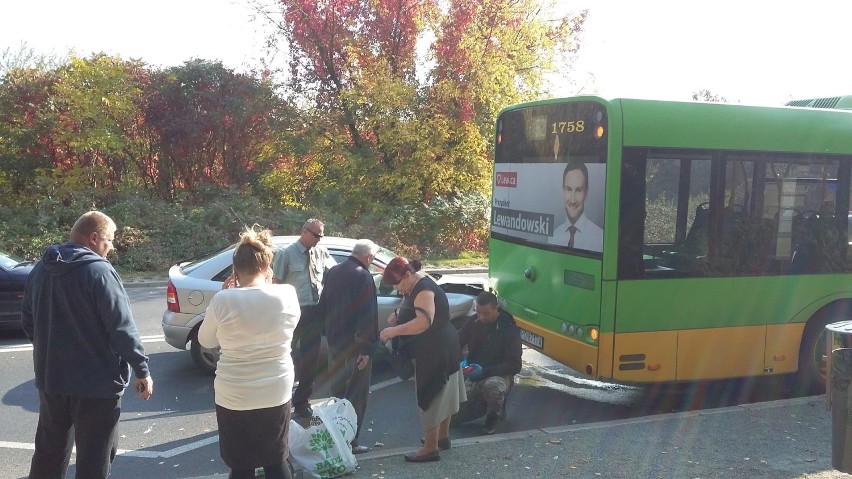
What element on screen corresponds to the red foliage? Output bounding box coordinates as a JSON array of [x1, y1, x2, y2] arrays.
[[281, 0, 430, 97], [434, 0, 478, 83]]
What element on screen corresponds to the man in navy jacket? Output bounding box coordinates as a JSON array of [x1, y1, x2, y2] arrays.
[[22, 211, 153, 479], [321, 239, 380, 454]]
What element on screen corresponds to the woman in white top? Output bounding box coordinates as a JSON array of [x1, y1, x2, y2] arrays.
[[198, 226, 300, 479]]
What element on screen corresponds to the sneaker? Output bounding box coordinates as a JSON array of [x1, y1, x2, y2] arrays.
[[481, 413, 500, 435]]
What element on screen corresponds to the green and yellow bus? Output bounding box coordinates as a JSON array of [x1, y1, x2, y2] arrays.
[[490, 96, 852, 393]]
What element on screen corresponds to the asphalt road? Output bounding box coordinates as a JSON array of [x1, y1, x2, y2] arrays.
[[0, 285, 806, 479]]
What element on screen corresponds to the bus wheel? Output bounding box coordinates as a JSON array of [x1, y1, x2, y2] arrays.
[[792, 315, 831, 396]]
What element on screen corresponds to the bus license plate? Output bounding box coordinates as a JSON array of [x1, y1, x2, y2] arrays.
[[519, 328, 544, 349]]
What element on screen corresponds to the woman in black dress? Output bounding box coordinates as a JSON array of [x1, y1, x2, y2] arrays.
[[379, 256, 466, 462]]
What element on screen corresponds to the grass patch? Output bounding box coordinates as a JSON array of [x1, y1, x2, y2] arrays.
[[427, 251, 488, 268]]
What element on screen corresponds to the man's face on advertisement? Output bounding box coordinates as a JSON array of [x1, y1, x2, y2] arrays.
[[562, 168, 588, 223]]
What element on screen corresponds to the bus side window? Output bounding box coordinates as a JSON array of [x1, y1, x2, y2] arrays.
[[788, 209, 847, 274], [680, 202, 710, 256], [656, 202, 710, 275]]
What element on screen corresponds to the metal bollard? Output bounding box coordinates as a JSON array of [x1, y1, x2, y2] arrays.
[[831, 348, 852, 473], [826, 321, 852, 411]]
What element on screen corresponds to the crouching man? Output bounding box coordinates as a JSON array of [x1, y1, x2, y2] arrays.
[[454, 292, 522, 434]]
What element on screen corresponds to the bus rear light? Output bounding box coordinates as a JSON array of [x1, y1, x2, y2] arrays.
[[647, 363, 661, 371], [166, 281, 180, 312], [773, 354, 786, 361], [594, 125, 605, 138]]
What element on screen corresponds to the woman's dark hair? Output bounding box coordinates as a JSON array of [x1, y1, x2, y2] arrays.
[[382, 256, 422, 285]]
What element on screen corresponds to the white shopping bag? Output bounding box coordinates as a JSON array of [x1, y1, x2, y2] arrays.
[[288, 398, 358, 479], [316, 397, 358, 444]]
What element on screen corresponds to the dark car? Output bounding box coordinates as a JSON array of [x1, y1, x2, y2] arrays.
[[0, 251, 34, 331]]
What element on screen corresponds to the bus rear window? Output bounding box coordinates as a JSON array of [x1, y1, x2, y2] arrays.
[[495, 101, 608, 164]]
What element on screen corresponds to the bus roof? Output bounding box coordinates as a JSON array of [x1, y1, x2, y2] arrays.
[[616, 97, 852, 154]]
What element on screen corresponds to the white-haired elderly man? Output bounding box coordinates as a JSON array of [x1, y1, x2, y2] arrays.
[[320, 239, 380, 455]]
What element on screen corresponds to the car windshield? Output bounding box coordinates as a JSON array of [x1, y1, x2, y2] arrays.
[[0, 251, 24, 269]]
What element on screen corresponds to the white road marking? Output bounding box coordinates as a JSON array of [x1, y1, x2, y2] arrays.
[[0, 335, 165, 353], [0, 435, 220, 458], [0, 441, 33, 451], [0, 345, 33, 353], [370, 376, 402, 392]]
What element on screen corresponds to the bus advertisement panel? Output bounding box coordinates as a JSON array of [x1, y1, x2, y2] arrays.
[[491, 162, 605, 252]]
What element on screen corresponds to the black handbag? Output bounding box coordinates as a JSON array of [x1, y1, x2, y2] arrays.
[[385, 338, 414, 381]]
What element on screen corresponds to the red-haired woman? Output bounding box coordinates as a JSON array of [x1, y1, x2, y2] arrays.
[[379, 257, 466, 463]]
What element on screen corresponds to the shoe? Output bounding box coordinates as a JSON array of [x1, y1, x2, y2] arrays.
[[420, 437, 451, 450], [404, 450, 440, 462], [293, 405, 313, 418], [351, 445, 371, 454], [481, 413, 501, 435]]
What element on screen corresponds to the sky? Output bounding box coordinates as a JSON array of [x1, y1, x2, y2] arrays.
[[2, 1, 852, 107]]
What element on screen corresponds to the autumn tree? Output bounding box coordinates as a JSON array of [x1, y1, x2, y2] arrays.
[[145, 60, 281, 201], [0, 66, 59, 203], [48, 54, 152, 204], [269, 0, 587, 222], [0, 43, 63, 77]]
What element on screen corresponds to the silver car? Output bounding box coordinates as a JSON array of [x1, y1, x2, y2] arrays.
[[161, 236, 484, 373]]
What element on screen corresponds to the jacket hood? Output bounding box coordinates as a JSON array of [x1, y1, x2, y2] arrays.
[[42, 243, 107, 277]]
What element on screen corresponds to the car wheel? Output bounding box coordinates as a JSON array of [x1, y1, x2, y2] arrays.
[[190, 327, 220, 375]]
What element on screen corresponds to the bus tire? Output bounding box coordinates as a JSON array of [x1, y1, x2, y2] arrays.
[[792, 314, 833, 396]]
